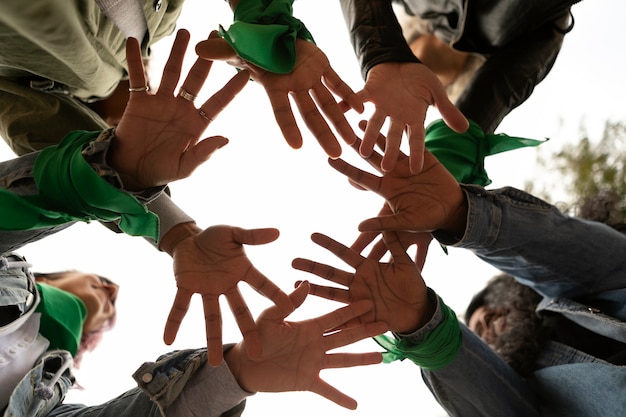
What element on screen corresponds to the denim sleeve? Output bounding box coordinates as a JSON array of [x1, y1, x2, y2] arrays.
[[422, 324, 540, 417], [435, 185, 626, 299], [0, 129, 163, 254]]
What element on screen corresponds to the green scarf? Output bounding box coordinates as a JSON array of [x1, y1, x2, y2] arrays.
[[0, 130, 158, 239], [374, 296, 461, 371], [219, 0, 315, 74], [35, 283, 86, 357], [425, 119, 546, 186]]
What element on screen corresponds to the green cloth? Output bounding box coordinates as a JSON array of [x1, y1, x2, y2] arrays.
[[218, 0, 315, 74], [35, 283, 86, 357], [374, 297, 462, 371], [425, 119, 546, 186], [0, 131, 159, 239]]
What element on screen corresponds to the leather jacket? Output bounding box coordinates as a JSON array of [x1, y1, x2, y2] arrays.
[[339, 0, 582, 133]]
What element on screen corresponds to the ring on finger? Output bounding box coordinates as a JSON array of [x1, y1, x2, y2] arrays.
[[128, 85, 149, 92], [178, 88, 197, 102], [199, 109, 213, 122]]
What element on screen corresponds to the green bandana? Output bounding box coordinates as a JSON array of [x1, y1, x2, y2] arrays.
[[219, 0, 315, 74], [0, 131, 159, 239], [35, 283, 86, 357], [374, 297, 461, 371], [425, 119, 546, 186]]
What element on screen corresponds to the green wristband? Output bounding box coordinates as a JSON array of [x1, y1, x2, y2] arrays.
[[425, 119, 546, 186], [374, 297, 462, 371], [0, 131, 159, 240], [219, 0, 315, 74]]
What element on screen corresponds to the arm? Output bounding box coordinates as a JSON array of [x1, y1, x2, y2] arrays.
[[338, 0, 468, 173], [196, 2, 363, 158], [0, 30, 289, 367], [327, 131, 626, 299], [291, 228, 539, 417], [443, 185, 626, 299], [421, 324, 540, 417], [160, 283, 386, 416], [339, 0, 420, 78]]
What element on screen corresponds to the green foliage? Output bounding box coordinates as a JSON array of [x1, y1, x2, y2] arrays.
[[524, 120, 626, 225]]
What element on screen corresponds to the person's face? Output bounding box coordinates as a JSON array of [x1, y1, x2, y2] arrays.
[[468, 306, 508, 345], [39, 272, 118, 333]]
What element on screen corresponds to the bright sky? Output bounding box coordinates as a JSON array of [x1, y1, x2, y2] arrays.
[[2, 1, 625, 416]]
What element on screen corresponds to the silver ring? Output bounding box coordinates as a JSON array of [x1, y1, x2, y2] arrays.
[[199, 109, 213, 122], [128, 85, 149, 92], [178, 88, 196, 102]]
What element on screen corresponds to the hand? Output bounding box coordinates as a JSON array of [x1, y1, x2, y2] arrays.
[[293, 231, 432, 334], [357, 62, 468, 173], [196, 37, 363, 158], [225, 282, 387, 410], [329, 126, 467, 236], [110, 30, 250, 190], [164, 224, 293, 367], [350, 208, 433, 270]]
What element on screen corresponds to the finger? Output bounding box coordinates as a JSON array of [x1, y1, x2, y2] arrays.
[[309, 378, 358, 410], [348, 134, 384, 174], [327, 158, 382, 193], [306, 282, 352, 303], [414, 233, 432, 271], [225, 287, 262, 358], [324, 351, 384, 369], [380, 121, 404, 172], [310, 84, 358, 146], [195, 36, 238, 61], [178, 136, 229, 179], [231, 226, 280, 245], [198, 69, 250, 124], [163, 289, 193, 345], [265, 91, 303, 149], [293, 90, 342, 158], [245, 270, 293, 312], [178, 33, 216, 98], [366, 237, 389, 261], [158, 29, 191, 96], [292, 257, 354, 288], [126, 37, 149, 93], [262, 281, 308, 321], [349, 230, 379, 254], [358, 215, 414, 233], [324, 321, 388, 351], [200, 295, 223, 366], [360, 112, 386, 157], [382, 230, 413, 264], [322, 68, 364, 113], [315, 299, 373, 332], [407, 123, 426, 174], [434, 89, 469, 133], [310, 232, 364, 270]]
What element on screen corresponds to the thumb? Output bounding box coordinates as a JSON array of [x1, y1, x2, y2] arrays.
[[180, 136, 229, 178], [358, 215, 414, 233], [195, 37, 237, 61]]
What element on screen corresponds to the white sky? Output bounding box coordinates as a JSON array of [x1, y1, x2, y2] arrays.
[[2, 0, 626, 416]]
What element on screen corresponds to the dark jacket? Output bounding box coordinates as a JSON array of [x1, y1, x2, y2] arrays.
[[339, 0, 582, 132]]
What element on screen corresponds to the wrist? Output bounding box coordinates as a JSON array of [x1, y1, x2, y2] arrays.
[[439, 188, 468, 238], [160, 222, 202, 255], [224, 343, 256, 393]]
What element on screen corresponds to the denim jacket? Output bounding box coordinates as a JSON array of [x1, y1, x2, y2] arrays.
[[0, 135, 248, 417], [416, 185, 626, 417]]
